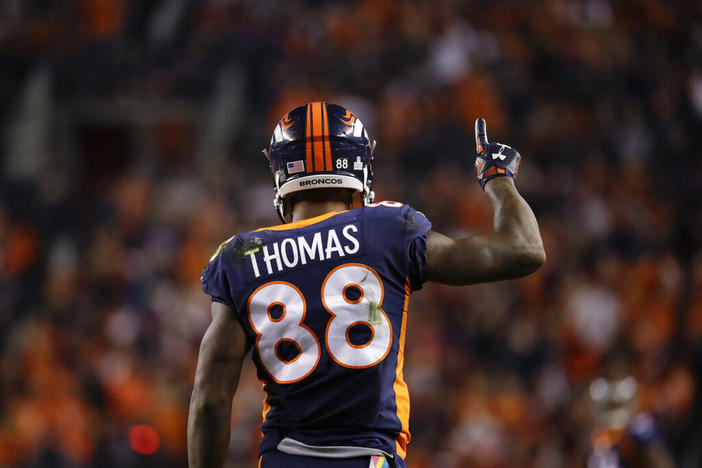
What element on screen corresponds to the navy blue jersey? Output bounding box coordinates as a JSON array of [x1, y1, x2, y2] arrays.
[[201, 202, 431, 460]]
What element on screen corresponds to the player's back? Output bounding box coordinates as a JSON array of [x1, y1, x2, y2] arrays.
[[201, 202, 430, 460]]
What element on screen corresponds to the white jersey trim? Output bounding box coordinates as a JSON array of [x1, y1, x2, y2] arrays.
[[277, 437, 392, 459]]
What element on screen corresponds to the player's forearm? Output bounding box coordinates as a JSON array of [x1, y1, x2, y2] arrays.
[[484, 177, 545, 263], [188, 304, 248, 468], [426, 178, 545, 285], [187, 388, 233, 468]]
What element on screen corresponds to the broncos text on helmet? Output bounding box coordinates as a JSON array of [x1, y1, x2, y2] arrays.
[[263, 102, 375, 223]]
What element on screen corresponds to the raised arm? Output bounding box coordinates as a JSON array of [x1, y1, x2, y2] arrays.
[[188, 302, 250, 468], [425, 119, 545, 285]]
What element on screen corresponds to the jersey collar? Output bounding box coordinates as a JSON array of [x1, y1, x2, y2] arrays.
[[254, 210, 348, 232]]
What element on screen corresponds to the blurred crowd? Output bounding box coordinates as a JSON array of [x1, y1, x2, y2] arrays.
[[1, 0, 702, 467]]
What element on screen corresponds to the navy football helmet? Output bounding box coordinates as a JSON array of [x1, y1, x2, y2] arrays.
[[263, 102, 375, 222]]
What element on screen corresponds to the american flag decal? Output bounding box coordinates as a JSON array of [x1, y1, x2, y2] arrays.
[[287, 160, 305, 174]]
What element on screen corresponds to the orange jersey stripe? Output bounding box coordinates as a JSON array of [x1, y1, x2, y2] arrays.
[[254, 210, 347, 232], [261, 395, 271, 423], [322, 103, 332, 170], [311, 102, 325, 171], [305, 104, 313, 173], [260, 382, 271, 439], [393, 280, 412, 459]]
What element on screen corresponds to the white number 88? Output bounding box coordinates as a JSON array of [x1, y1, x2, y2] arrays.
[[247, 264, 392, 383]]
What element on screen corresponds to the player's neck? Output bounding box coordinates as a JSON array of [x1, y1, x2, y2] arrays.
[[290, 201, 349, 222]]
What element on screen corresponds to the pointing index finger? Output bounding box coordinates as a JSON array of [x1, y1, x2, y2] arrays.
[[475, 118, 488, 152]]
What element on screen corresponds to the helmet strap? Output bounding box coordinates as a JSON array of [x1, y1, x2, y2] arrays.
[[362, 141, 376, 205], [361, 165, 375, 205], [273, 171, 288, 223]]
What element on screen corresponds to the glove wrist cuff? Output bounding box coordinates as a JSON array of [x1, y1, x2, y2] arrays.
[[479, 171, 513, 190]]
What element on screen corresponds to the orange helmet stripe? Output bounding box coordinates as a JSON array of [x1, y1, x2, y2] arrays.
[[311, 102, 325, 171], [305, 104, 313, 173], [322, 103, 332, 170]]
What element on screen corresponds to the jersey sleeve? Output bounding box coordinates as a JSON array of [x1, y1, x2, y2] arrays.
[[201, 239, 236, 307], [402, 205, 432, 291]]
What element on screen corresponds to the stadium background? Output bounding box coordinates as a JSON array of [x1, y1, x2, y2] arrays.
[[1, 0, 701, 467]]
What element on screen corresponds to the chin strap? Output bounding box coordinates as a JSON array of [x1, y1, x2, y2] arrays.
[[273, 171, 288, 223], [361, 166, 375, 205], [266, 147, 287, 223], [361, 142, 376, 205]]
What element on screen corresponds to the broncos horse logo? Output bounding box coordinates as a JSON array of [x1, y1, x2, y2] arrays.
[[339, 109, 357, 133], [280, 112, 296, 130]]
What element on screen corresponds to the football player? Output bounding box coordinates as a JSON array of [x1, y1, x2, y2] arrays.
[[188, 102, 545, 468]]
